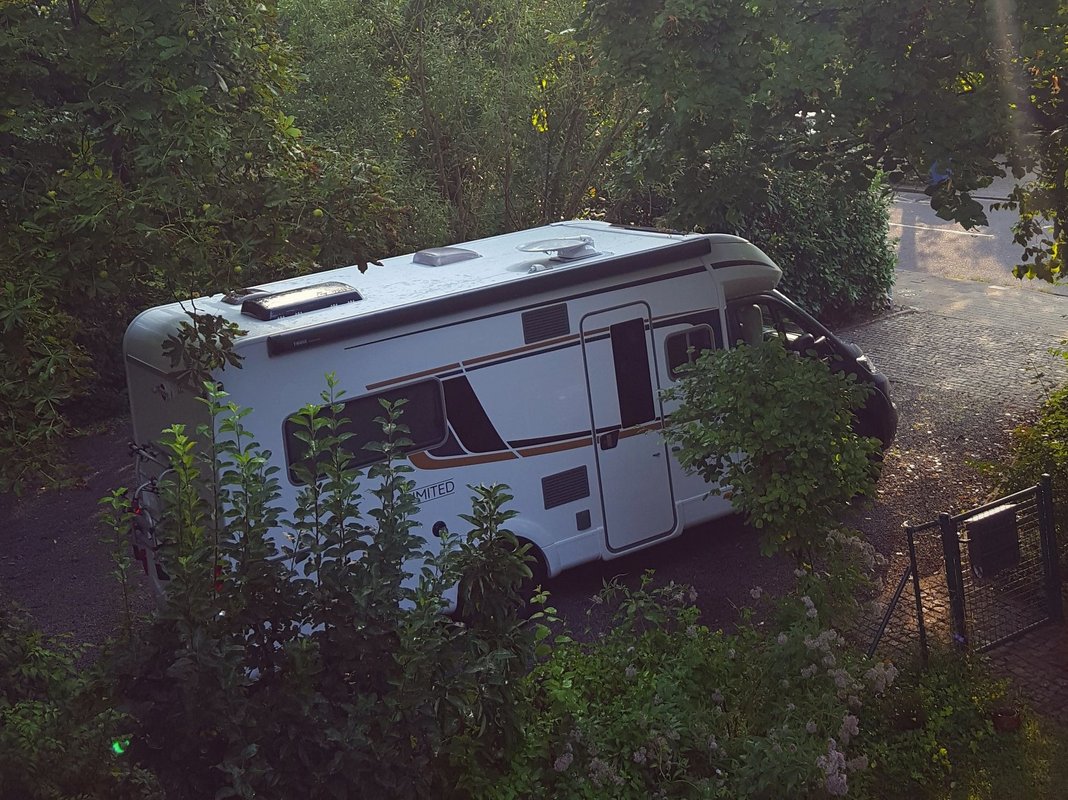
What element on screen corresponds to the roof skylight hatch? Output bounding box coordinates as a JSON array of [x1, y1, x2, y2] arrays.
[[241, 281, 363, 321]]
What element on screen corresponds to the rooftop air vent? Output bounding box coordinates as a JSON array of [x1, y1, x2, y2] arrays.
[[517, 235, 600, 261], [413, 246, 481, 267], [241, 281, 363, 321]]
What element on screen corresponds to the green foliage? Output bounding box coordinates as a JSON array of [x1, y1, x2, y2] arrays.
[[0, 278, 88, 493], [584, 0, 1068, 283], [98, 489, 138, 638], [456, 571, 1067, 800], [664, 339, 881, 558], [0, 0, 405, 489], [0, 605, 161, 800], [995, 385, 1068, 530], [282, 0, 637, 240], [161, 311, 247, 394], [107, 378, 534, 799], [739, 172, 897, 322], [469, 574, 885, 799], [863, 655, 1026, 798]]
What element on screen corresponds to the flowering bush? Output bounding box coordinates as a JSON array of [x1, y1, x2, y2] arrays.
[[464, 574, 891, 799]]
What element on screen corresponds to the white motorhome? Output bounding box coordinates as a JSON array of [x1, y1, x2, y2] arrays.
[[124, 221, 897, 595]]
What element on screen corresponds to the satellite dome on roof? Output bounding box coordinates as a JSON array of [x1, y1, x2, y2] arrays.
[[517, 235, 600, 260]]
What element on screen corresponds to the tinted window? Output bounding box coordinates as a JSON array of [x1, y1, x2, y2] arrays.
[[666, 325, 715, 379], [442, 376, 506, 453], [284, 379, 446, 483], [610, 318, 656, 427]]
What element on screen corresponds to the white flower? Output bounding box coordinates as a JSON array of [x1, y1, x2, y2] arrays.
[[750, 586, 763, 600], [777, 632, 789, 645], [806, 721, 818, 734], [838, 714, 860, 745]]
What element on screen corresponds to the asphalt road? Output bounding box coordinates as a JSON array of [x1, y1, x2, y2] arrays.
[[891, 190, 1068, 297]]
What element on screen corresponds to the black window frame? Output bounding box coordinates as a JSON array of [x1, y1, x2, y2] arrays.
[[283, 378, 448, 484], [665, 324, 716, 380]]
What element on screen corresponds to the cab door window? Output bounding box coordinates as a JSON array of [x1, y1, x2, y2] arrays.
[[728, 299, 833, 358]]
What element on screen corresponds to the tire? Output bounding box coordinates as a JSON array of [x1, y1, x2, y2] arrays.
[[517, 542, 549, 614]]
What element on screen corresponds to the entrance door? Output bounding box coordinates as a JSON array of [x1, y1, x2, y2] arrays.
[[580, 303, 676, 551]]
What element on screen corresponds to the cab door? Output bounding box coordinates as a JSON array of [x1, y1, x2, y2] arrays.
[[580, 303, 677, 551]]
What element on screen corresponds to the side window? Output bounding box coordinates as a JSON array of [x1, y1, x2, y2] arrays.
[[442, 376, 506, 453], [666, 325, 715, 379], [283, 379, 446, 483]]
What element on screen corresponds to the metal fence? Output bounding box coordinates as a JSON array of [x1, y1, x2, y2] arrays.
[[864, 474, 1063, 662]]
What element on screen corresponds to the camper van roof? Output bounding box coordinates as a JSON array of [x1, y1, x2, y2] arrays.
[[131, 220, 780, 356]]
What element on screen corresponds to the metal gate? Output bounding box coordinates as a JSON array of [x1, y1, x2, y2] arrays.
[[866, 474, 1063, 661]]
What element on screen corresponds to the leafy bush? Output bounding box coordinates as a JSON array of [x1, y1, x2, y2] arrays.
[[0, 606, 161, 800], [664, 338, 881, 559], [464, 573, 891, 799], [602, 143, 897, 323], [0, 279, 88, 494], [454, 570, 1067, 800], [282, 0, 638, 241], [0, 0, 407, 490], [105, 379, 535, 799], [995, 384, 1068, 530], [739, 171, 897, 322], [860, 654, 1062, 799]]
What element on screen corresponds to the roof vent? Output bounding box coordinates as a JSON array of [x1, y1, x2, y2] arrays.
[[413, 246, 480, 267], [517, 235, 600, 261], [241, 281, 363, 321]]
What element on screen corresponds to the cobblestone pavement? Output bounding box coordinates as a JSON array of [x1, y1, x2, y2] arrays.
[[983, 611, 1068, 712], [850, 272, 1068, 408], [844, 270, 1068, 718]]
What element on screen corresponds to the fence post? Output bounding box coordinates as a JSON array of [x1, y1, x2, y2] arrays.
[[906, 525, 928, 665], [1039, 474, 1064, 624], [938, 512, 967, 649]]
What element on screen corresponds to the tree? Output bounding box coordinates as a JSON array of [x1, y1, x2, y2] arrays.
[[583, 0, 1067, 282], [0, 0, 405, 491], [282, 0, 640, 240]]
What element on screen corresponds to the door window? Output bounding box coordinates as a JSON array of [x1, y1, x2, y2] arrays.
[[609, 317, 656, 427]]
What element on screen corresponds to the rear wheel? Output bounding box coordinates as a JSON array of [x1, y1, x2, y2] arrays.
[[517, 542, 549, 617]]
